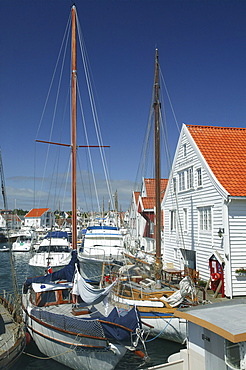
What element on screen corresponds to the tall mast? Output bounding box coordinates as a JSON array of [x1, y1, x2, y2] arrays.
[[71, 5, 77, 249], [153, 49, 163, 286]]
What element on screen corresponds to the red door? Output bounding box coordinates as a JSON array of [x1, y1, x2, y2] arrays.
[[209, 255, 224, 297]]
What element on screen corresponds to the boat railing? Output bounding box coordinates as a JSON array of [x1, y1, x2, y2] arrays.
[[81, 245, 126, 262], [0, 290, 24, 327]]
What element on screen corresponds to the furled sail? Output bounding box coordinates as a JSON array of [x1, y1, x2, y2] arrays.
[[162, 276, 196, 307]]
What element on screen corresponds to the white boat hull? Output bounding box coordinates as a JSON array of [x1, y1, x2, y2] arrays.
[[141, 316, 186, 343], [111, 293, 187, 344], [28, 320, 127, 370], [22, 293, 128, 370], [12, 243, 31, 252], [29, 252, 72, 273]]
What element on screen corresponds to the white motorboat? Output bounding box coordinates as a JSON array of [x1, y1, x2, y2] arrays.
[[12, 234, 32, 252], [78, 225, 129, 283], [29, 231, 72, 274]]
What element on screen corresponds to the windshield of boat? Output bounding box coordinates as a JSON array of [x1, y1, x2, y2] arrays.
[[37, 245, 71, 253]]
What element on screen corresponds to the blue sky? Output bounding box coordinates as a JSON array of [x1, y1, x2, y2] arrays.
[[0, 0, 246, 212]]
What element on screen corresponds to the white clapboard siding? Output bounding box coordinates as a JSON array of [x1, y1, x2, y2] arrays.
[[163, 125, 226, 282], [228, 200, 246, 296]]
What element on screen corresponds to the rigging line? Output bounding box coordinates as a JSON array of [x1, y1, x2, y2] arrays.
[[77, 85, 101, 212], [158, 65, 187, 255], [159, 67, 181, 135], [35, 12, 71, 140], [61, 156, 71, 211], [160, 109, 172, 176], [77, 154, 91, 212], [134, 73, 157, 189], [135, 108, 154, 188], [145, 317, 173, 342], [76, 14, 114, 208], [53, 152, 71, 211], [36, 16, 71, 209]]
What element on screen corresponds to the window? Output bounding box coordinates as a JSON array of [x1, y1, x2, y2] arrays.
[[178, 167, 193, 192], [197, 168, 202, 187], [170, 210, 176, 231], [149, 220, 154, 234], [183, 143, 187, 157], [173, 177, 177, 193], [199, 207, 212, 231], [179, 172, 185, 191], [183, 208, 188, 232], [225, 340, 240, 369], [187, 167, 193, 189]]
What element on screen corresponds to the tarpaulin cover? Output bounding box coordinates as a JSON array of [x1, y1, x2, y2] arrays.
[[72, 265, 116, 305], [100, 306, 142, 343], [23, 250, 78, 291], [0, 314, 5, 335]]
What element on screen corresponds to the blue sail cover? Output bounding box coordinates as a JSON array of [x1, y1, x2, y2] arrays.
[[24, 250, 78, 290], [44, 231, 68, 239], [100, 306, 142, 343], [87, 226, 119, 231]]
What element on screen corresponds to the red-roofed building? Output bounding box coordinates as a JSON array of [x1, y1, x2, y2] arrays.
[[128, 178, 168, 251], [0, 211, 22, 230], [163, 124, 246, 298], [24, 208, 55, 229]]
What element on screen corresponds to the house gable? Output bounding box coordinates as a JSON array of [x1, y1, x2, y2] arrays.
[[187, 124, 246, 197]]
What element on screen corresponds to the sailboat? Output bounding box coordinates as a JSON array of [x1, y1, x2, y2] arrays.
[[0, 149, 26, 367], [22, 6, 147, 370], [109, 50, 197, 344]]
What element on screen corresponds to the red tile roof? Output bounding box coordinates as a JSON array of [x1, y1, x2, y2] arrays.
[[134, 191, 140, 204], [144, 178, 168, 199], [25, 208, 49, 218], [142, 197, 155, 209], [187, 125, 246, 196]]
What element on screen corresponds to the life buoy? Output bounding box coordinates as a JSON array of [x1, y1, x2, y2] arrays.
[[211, 272, 221, 281]]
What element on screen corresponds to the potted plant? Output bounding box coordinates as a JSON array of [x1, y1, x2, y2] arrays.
[[235, 268, 246, 276]]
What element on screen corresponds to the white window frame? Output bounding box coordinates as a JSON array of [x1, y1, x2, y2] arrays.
[[170, 210, 176, 231], [183, 208, 188, 232], [187, 167, 193, 189], [198, 206, 212, 232], [178, 166, 193, 192], [149, 220, 154, 234], [197, 167, 202, 187], [179, 171, 185, 191], [225, 339, 240, 370], [173, 177, 177, 193]]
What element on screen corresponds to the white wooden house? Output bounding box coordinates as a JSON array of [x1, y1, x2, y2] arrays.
[[163, 124, 246, 298], [0, 211, 22, 230], [24, 208, 55, 229]]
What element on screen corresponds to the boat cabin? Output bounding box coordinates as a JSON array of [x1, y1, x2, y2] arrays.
[[29, 282, 73, 307], [167, 298, 246, 369]]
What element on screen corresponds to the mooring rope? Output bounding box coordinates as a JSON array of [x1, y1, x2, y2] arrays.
[[145, 317, 172, 342]]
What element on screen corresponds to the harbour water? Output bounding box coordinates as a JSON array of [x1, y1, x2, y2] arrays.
[[1, 250, 183, 369]]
